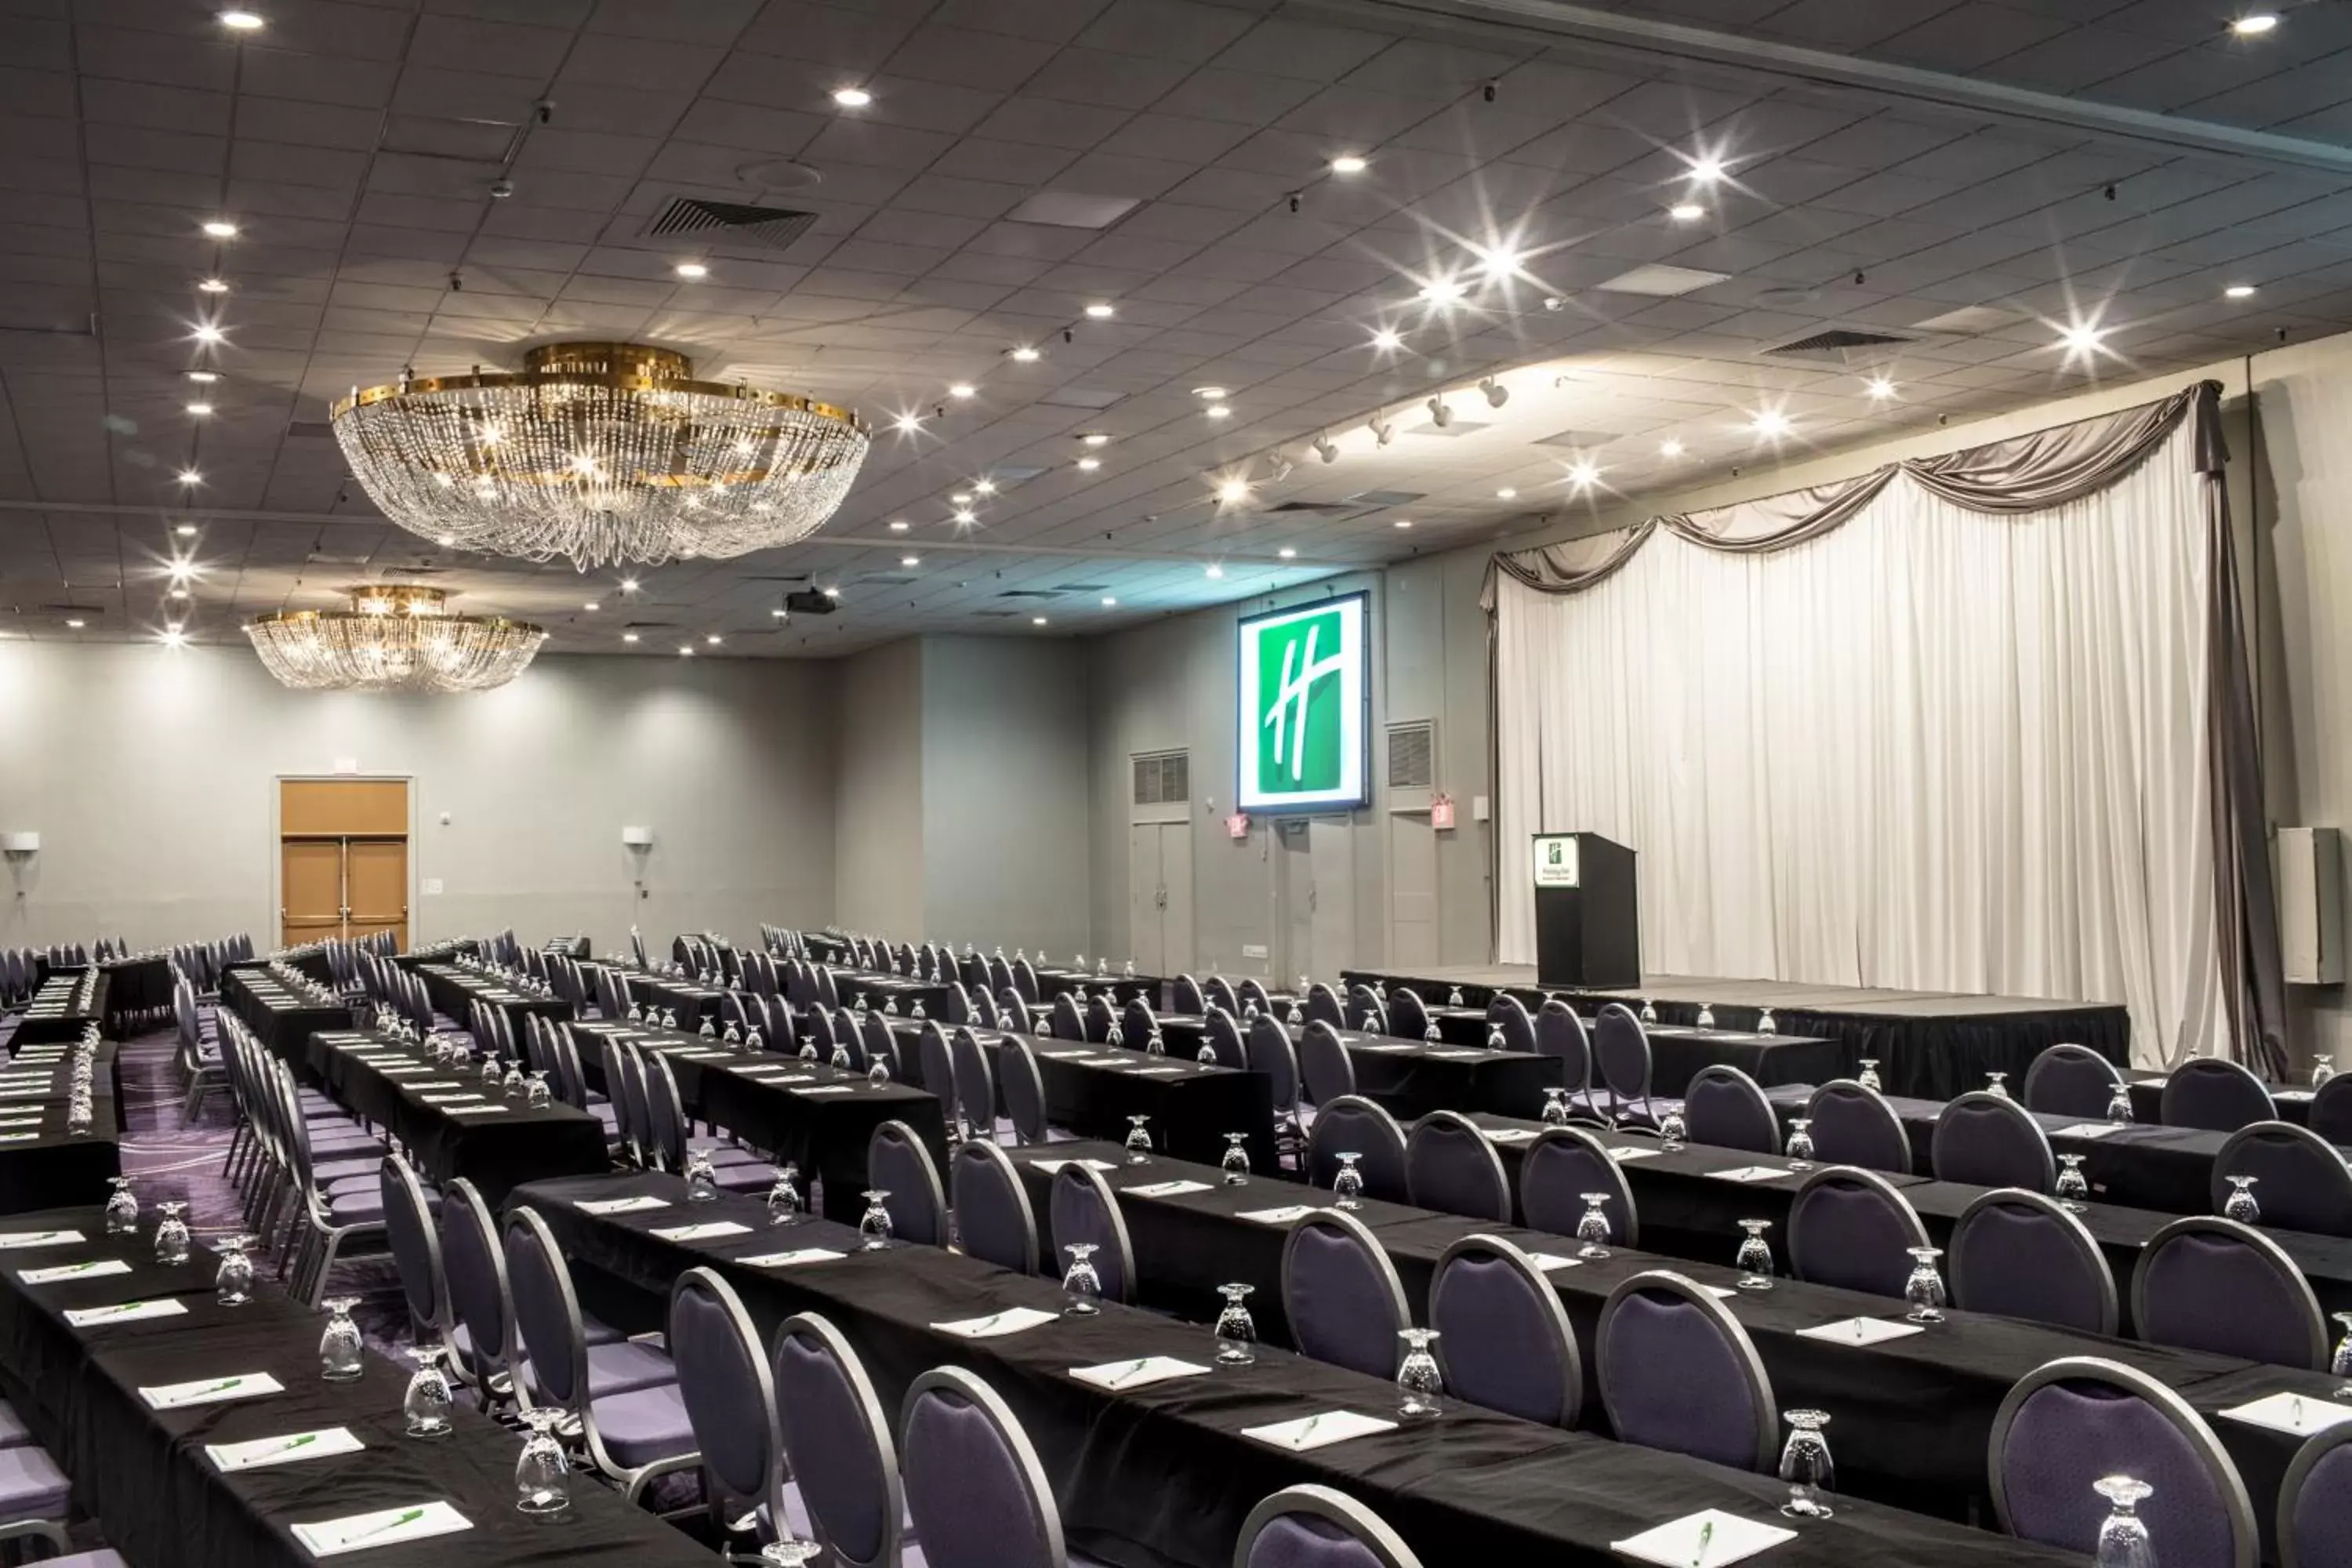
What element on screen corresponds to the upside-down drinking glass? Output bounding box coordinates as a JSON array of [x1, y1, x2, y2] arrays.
[[1784, 1119, 1816, 1171], [1062, 1243, 1102, 1316], [1736, 1220, 1774, 1291], [1541, 1089, 1570, 1129], [1577, 1193, 1613, 1259], [154, 1201, 191, 1266], [1858, 1059, 1882, 1093], [1396, 1329, 1443, 1419], [2056, 1154, 2090, 1211], [524, 1071, 553, 1110], [869, 1057, 891, 1086], [1986, 1072, 2010, 1100], [1778, 1410, 1835, 1519], [1658, 1107, 1688, 1150], [2331, 1312, 2352, 1400], [757, 1544, 822, 1568], [2092, 1476, 2154, 1568], [215, 1234, 255, 1306], [319, 1298, 365, 1382], [1124, 1115, 1153, 1165], [404, 1345, 455, 1439], [1334, 1153, 1365, 1210], [684, 1149, 719, 1203], [1221, 1132, 1251, 1185], [858, 1190, 893, 1251], [514, 1406, 570, 1515], [2224, 1174, 2261, 1225], [1214, 1283, 1257, 1366], [103, 1177, 138, 1236], [2106, 1081, 2136, 1125], [1904, 1247, 1947, 1324]]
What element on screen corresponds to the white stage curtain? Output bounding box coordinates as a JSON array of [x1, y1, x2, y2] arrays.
[[1494, 414, 2226, 1065]]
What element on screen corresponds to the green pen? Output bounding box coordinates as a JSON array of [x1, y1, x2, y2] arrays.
[[967, 1312, 1007, 1335], [185, 1376, 244, 1399], [1105, 1358, 1152, 1388], [343, 1508, 426, 1544], [1294, 1414, 1324, 1447], [49, 1261, 108, 1276], [1691, 1519, 1715, 1568], [270, 1433, 319, 1456]]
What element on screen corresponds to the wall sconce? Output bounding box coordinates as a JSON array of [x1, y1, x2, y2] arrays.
[[0, 833, 37, 859]]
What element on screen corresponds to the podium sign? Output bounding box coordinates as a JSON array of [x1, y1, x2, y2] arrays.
[[1533, 831, 1639, 988]]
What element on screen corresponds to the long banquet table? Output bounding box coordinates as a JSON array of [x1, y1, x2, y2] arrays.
[[0, 1042, 123, 1215], [513, 1170, 2081, 1568], [218, 967, 351, 1065], [412, 964, 572, 1043], [0, 1207, 713, 1568], [12, 970, 107, 1049]]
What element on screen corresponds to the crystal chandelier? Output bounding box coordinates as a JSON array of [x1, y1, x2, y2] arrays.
[[330, 343, 871, 569], [245, 586, 548, 693]]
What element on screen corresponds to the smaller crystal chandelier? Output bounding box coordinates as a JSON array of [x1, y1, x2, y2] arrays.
[[245, 585, 547, 693]]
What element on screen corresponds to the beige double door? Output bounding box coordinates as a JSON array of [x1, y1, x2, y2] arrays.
[[280, 780, 409, 949]]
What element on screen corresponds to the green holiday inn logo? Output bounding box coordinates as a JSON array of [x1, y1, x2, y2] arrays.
[[1238, 595, 1367, 809]]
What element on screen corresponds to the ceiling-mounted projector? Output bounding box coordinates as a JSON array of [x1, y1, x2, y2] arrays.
[[782, 588, 839, 615]]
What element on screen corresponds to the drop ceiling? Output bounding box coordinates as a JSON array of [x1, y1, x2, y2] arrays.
[[1, 0, 2348, 658]]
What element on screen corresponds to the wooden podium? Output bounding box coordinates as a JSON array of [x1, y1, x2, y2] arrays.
[[1531, 832, 1640, 989]]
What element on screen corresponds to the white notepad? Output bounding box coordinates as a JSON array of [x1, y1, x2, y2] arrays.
[[20, 1258, 130, 1284], [418, 1094, 483, 1106], [443, 1105, 505, 1116], [208, 1426, 364, 1472], [1484, 1127, 1540, 1144], [1237, 1205, 1327, 1225], [292, 1500, 471, 1557], [1130, 1066, 1186, 1077], [651, 1221, 752, 1243], [2220, 1391, 2352, 1437], [1611, 1509, 1795, 1568], [1127, 1180, 1213, 1198], [67, 1298, 187, 1327], [797, 1085, 858, 1097], [578, 1195, 669, 1215], [741, 1248, 847, 1268], [1529, 1253, 1583, 1272], [1072, 1356, 1211, 1391], [1243, 1410, 1398, 1451], [932, 1306, 1059, 1339], [1608, 1146, 1662, 1161], [140, 1369, 280, 1407], [1705, 1166, 1791, 1184], [0, 1134, 41, 1145], [1798, 1316, 1924, 1347], [1029, 1159, 1117, 1174], [2051, 1123, 2125, 1140]]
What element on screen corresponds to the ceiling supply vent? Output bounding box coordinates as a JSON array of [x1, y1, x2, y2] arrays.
[[285, 421, 335, 440], [1387, 721, 1435, 789], [1595, 263, 1731, 297], [1133, 750, 1189, 807], [970, 609, 1019, 618], [1266, 500, 1364, 517], [1762, 328, 1914, 360], [997, 589, 1063, 600], [1911, 304, 2024, 335], [1346, 489, 1423, 507], [854, 574, 916, 586], [641, 198, 819, 252], [1058, 583, 1110, 592]]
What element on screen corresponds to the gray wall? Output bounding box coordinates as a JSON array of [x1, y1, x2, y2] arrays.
[[832, 639, 924, 939], [0, 641, 837, 951]]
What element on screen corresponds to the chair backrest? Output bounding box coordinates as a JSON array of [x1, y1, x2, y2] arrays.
[[502, 1206, 588, 1409], [1236, 977, 1272, 1018], [2213, 1121, 2352, 1236], [1430, 1235, 1581, 1428], [1344, 984, 1385, 1033], [1596, 1269, 1777, 1472], [2281, 1417, 2352, 1568], [1122, 996, 1156, 1047], [1234, 1486, 1424, 1568], [667, 1268, 782, 1518], [1173, 974, 1204, 1014], [1487, 993, 1536, 1054], [869, 1121, 946, 1247], [1303, 982, 1345, 1030], [1931, 1091, 2056, 1192], [996, 1036, 1050, 1145], [1236, 1015, 1296, 1111], [2023, 1044, 2125, 1120], [1592, 1004, 1652, 1101], [1047, 1164, 1134, 1305], [951, 1028, 998, 1142], [1083, 993, 1117, 1044], [1521, 1125, 1638, 1245], [1049, 992, 1086, 1043], [1305, 1095, 1409, 1202], [2311, 1074, 2352, 1147], [2162, 1057, 2278, 1133], [379, 1152, 446, 1334], [1991, 1356, 2256, 1568], [1013, 957, 1040, 1003], [1203, 1007, 1247, 1070], [997, 991, 1033, 1034], [950, 1142, 1038, 1276], [1386, 987, 1429, 1043], [1282, 1209, 1410, 1380], [1203, 974, 1239, 1014], [899, 1367, 1069, 1568], [942, 982, 971, 1026], [775, 1313, 907, 1568], [971, 988, 1002, 1030], [1949, 1189, 2118, 1334], [1404, 1110, 1512, 1221], [1682, 1065, 1780, 1154], [1298, 1020, 1355, 1105], [831, 1007, 869, 1069], [644, 1051, 691, 1171], [1535, 1001, 1592, 1093], [2132, 1215, 2328, 1369], [1803, 1080, 1911, 1174], [1785, 1165, 1932, 1298], [859, 1011, 898, 1077], [804, 1004, 837, 1062]]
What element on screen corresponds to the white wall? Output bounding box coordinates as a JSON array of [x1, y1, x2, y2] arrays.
[[0, 641, 837, 951]]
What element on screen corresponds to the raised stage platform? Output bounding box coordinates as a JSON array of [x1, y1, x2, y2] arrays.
[[1338, 966, 2131, 1102]]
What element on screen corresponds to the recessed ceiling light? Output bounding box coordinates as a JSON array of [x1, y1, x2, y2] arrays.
[[169, 584, 189, 598], [1865, 375, 1897, 399], [1279, 547, 1297, 558], [1009, 346, 1041, 362], [623, 632, 640, 643], [1205, 564, 1225, 579], [160, 625, 187, 647], [185, 402, 212, 416], [1567, 461, 1600, 488], [1032, 615, 1048, 626], [1216, 479, 1249, 503], [1661, 438, 1685, 458], [1668, 203, 1706, 222], [2226, 283, 2257, 298], [973, 478, 996, 495], [1193, 386, 1228, 400], [1370, 328, 1403, 350], [1687, 156, 1726, 184], [192, 325, 223, 344], [894, 412, 923, 434], [2058, 321, 2108, 355], [1394, 519, 1413, 529], [1076, 457, 1101, 472], [948, 383, 975, 398], [218, 9, 264, 27], [888, 520, 909, 532], [175, 523, 198, 536], [1079, 431, 1111, 445], [706, 633, 721, 644], [1083, 302, 1115, 318], [1101, 596, 1118, 607], [771, 608, 788, 618], [1205, 403, 1231, 419], [2234, 13, 2279, 34], [64, 619, 84, 630], [1417, 278, 1465, 306], [583, 601, 599, 612], [679, 644, 695, 656], [953, 509, 976, 524], [833, 86, 873, 107], [901, 555, 920, 568], [1752, 409, 1793, 437], [1473, 243, 1523, 279], [201, 220, 238, 238], [949, 491, 972, 504], [176, 468, 201, 485], [673, 262, 708, 279], [1330, 154, 1368, 175], [185, 370, 217, 383], [1496, 487, 1517, 499], [621, 577, 639, 592], [198, 278, 228, 294], [823, 586, 841, 599]]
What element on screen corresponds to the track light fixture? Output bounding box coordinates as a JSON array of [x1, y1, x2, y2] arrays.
[[1426, 395, 1453, 428], [1370, 409, 1396, 447], [1479, 376, 1508, 409], [1312, 431, 1338, 464]]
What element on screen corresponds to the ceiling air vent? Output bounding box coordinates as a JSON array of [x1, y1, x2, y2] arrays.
[[1267, 500, 1361, 517], [1346, 490, 1424, 508], [997, 589, 1064, 600], [641, 198, 818, 252], [286, 420, 335, 440], [1387, 721, 1435, 790], [1763, 328, 1914, 360]]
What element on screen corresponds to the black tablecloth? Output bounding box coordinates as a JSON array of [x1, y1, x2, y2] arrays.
[[883, 1021, 1277, 1171], [570, 1022, 946, 1222], [0, 1044, 122, 1215], [514, 1171, 2078, 1568], [97, 956, 173, 1033], [219, 968, 351, 1067], [1154, 1017, 1557, 1120], [0, 1207, 711, 1568], [413, 965, 573, 1044], [12, 971, 107, 1048], [1008, 1138, 2321, 1537], [597, 967, 724, 1029], [305, 1029, 609, 1206]]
